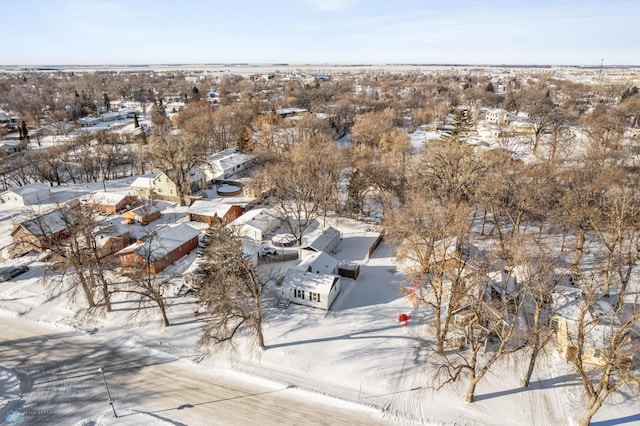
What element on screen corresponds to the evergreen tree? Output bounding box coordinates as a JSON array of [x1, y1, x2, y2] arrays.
[[21, 121, 29, 140], [102, 92, 111, 111], [133, 114, 140, 128], [442, 110, 474, 143], [486, 82, 495, 92]]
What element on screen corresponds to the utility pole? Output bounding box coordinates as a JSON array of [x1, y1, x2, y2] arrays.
[[98, 367, 118, 418]]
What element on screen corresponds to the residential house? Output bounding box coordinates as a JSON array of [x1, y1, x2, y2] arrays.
[[231, 207, 282, 243], [121, 204, 160, 226], [94, 224, 132, 262], [1, 182, 51, 206], [281, 269, 341, 311], [130, 170, 207, 204], [204, 149, 255, 181], [0, 140, 25, 156], [117, 223, 200, 274], [188, 200, 243, 225], [87, 192, 138, 215], [11, 209, 75, 253], [551, 290, 635, 368]]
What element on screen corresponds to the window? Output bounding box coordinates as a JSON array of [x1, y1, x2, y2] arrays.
[[593, 349, 602, 359], [294, 289, 305, 299], [309, 292, 320, 302]]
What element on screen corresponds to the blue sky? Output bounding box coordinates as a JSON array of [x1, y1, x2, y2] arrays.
[[2, 0, 638, 65]]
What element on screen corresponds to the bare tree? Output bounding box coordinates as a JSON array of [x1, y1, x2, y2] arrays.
[[195, 224, 270, 349], [388, 198, 471, 354], [434, 261, 527, 403], [559, 277, 640, 426]]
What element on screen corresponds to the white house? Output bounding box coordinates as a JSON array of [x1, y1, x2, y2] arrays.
[[1, 182, 51, 206], [204, 149, 255, 181], [231, 207, 282, 243], [281, 269, 341, 310]]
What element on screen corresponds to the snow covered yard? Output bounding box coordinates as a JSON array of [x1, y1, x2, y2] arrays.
[[0, 214, 639, 425]]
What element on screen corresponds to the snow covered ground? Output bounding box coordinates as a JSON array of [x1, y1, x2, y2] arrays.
[[0, 184, 639, 424]]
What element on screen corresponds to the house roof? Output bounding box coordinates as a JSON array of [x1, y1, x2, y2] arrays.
[[4, 182, 50, 198], [88, 191, 135, 207], [119, 223, 200, 262], [283, 269, 339, 293], [15, 209, 74, 238], [232, 207, 282, 231], [131, 174, 160, 189], [188, 200, 236, 217], [204, 149, 254, 180], [296, 251, 339, 275], [125, 204, 159, 217], [302, 226, 340, 252]]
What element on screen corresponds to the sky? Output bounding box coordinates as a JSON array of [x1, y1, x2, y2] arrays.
[[1, 0, 638, 66]]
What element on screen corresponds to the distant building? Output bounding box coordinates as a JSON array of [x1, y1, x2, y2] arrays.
[[1, 182, 51, 206]]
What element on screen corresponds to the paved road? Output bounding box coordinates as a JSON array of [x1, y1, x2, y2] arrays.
[[0, 314, 391, 425]]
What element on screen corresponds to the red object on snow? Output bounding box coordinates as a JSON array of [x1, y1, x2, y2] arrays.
[[398, 313, 409, 322]]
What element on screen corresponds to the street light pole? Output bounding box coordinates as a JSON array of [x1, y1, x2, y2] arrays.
[[98, 367, 118, 418]]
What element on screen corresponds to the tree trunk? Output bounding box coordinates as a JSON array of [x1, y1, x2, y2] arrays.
[[571, 226, 586, 271], [465, 374, 477, 403], [77, 271, 96, 308], [160, 304, 170, 327], [579, 397, 603, 426], [255, 306, 265, 349], [522, 345, 539, 387]]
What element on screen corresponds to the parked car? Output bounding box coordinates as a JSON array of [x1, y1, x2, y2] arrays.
[[0, 265, 29, 282]]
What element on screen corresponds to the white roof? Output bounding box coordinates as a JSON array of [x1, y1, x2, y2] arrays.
[[188, 200, 235, 217], [5, 182, 50, 197], [204, 149, 254, 180], [283, 269, 339, 293], [88, 191, 133, 206], [302, 226, 340, 252], [127, 204, 159, 216], [296, 251, 339, 275], [131, 174, 159, 189], [232, 207, 282, 231]]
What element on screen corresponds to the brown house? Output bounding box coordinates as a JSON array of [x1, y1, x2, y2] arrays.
[[88, 192, 138, 215], [118, 224, 200, 274], [121, 204, 161, 226], [95, 228, 132, 262], [188, 200, 243, 225], [11, 209, 74, 254]]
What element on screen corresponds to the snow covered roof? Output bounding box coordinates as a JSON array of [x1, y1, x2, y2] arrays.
[[126, 204, 159, 217], [131, 174, 160, 189], [88, 191, 134, 207], [296, 251, 339, 275], [119, 223, 200, 261], [188, 200, 235, 217], [232, 207, 282, 231], [302, 226, 340, 252], [283, 269, 339, 293], [204, 149, 254, 180], [16, 209, 74, 237], [4, 182, 50, 198]]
